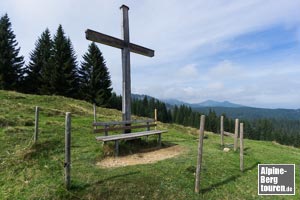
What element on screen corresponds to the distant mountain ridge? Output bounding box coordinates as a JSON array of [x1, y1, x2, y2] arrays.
[[163, 99, 245, 108], [133, 94, 300, 120], [191, 100, 245, 108]]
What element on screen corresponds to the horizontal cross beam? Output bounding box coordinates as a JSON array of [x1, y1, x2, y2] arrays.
[[86, 29, 154, 57]]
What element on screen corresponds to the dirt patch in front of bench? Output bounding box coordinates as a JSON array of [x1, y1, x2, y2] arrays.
[[96, 145, 186, 168]]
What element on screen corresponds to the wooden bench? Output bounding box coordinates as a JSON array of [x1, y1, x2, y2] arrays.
[[93, 119, 168, 156]]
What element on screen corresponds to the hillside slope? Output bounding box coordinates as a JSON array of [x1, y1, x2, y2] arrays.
[[0, 90, 299, 199]]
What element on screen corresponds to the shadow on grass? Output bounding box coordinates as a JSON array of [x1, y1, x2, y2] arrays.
[[244, 161, 261, 172], [70, 171, 141, 192], [94, 171, 141, 185], [137, 141, 177, 153], [103, 139, 178, 157], [201, 161, 260, 194]]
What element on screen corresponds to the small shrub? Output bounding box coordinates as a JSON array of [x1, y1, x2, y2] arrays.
[[24, 119, 34, 126]]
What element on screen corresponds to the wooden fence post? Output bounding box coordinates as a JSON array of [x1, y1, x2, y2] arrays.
[[34, 106, 39, 143], [93, 104, 97, 131], [195, 115, 205, 193], [65, 112, 71, 189], [93, 103, 96, 122], [220, 115, 224, 146], [240, 122, 244, 172], [154, 108, 157, 130], [234, 119, 239, 151]]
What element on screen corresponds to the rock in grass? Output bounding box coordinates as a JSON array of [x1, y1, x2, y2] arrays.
[[223, 147, 230, 152]]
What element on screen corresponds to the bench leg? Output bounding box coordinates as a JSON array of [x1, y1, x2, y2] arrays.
[[115, 140, 119, 157], [145, 135, 148, 143], [104, 125, 109, 136], [158, 133, 161, 147]]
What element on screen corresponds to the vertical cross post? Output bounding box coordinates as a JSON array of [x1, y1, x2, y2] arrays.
[[220, 115, 224, 146], [234, 119, 239, 151], [120, 5, 131, 133], [115, 140, 119, 157], [34, 106, 39, 143], [85, 5, 155, 134], [65, 112, 71, 189], [104, 125, 109, 136], [240, 123, 244, 172], [195, 115, 206, 193], [158, 133, 162, 147]]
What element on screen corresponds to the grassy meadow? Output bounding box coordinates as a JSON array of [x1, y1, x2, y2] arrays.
[[0, 90, 299, 199]]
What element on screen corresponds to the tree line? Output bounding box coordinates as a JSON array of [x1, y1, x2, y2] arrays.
[[125, 95, 300, 148], [0, 14, 112, 106]]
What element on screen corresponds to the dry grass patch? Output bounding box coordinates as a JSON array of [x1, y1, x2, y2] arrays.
[[97, 145, 186, 168]]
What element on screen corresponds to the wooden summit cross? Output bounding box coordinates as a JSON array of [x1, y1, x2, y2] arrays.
[[85, 5, 154, 132]]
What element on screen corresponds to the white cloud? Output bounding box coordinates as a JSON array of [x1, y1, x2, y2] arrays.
[[209, 60, 241, 78], [178, 64, 199, 78], [197, 60, 245, 88], [207, 82, 224, 90], [1, 0, 300, 108]]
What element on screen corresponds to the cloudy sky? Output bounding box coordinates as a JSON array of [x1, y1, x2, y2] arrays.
[[1, 0, 300, 108]]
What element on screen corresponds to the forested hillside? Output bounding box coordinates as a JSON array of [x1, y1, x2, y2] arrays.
[[194, 106, 300, 120], [121, 95, 300, 148]]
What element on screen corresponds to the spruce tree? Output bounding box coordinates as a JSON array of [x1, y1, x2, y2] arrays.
[[108, 92, 122, 110], [24, 28, 53, 94], [51, 25, 78, 97], [0, 14, 24, 90], [78, 42, 112, 106]]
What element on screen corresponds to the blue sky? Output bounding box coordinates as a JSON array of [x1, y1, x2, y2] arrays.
[[1, 0, 300, 108]]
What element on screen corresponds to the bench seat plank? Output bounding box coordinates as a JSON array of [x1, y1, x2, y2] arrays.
[[96, 130, 167, 142]]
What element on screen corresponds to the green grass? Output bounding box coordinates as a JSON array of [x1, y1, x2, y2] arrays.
[[0, 90, 300, 199]]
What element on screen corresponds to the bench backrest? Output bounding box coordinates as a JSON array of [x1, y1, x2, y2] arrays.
[[93, 119, 157, 135]]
